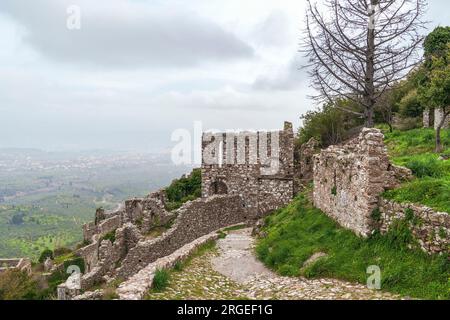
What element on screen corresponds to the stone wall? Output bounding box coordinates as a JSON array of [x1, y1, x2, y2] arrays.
[[117, 195, 245, 279], [0, 258, 32, 275], [379, 199, 450, 255], [116, 231, 220, 300], [313, 128, 448, 256], [201, 122, 294, 219], [294, 137, 319, 193], [313, 128, 411, 237]]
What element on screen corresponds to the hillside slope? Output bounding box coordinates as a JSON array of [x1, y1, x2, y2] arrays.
[[256, 128, 450, 300]]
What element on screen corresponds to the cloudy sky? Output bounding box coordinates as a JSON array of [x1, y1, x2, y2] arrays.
[[0, 0, 448, 152]]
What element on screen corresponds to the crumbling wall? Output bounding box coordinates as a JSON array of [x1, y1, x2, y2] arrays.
[[379, 199, 450, 255], [0, 258, 32, 275], [294, 137, 319, 193], [201, 122, 294, 219], [313, 128, 409, 236], [117, 195, 245, 279]]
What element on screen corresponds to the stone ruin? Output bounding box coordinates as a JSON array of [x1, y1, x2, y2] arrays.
[[57, 122, 295, 299], [0, 258, 32, 275], [201, 121, 295, 218], [313, 128, 449, 254], [423, 108, 450, 129]]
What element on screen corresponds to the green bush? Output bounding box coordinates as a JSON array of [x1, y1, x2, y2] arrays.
[[152, 269, 170, 292], [383, 178, 450, 213], [63, 256, 85, 274], [100, 230, 116, 244], [398, 90, 423, 118], [298, 100, 363, 147], [0, 270, 39, 300], [165, 169, 202, 210], [38, 249, 54, 263]]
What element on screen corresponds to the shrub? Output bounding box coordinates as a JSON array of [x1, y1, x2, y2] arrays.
[[100, 230, 116, 244], [165, 169, 202, 211], [152, 269, 170, 292], [383, 178, 450, 213], [0, 270, 39, 300], [53, 247, 72, 257], [63, 256, 85, 274], [298, 101, 363, 147], [398, 90, 423, 118], [38, 249, 54, 263]]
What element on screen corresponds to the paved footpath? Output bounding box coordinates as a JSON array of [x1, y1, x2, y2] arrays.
[[146, 228, 402, 300]]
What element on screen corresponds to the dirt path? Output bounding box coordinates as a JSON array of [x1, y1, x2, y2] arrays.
[[146, 228, 401, 300]]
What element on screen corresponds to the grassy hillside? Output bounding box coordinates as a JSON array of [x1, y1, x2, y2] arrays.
[[256, 193, 449, 300], [382, 128, 450, 213]]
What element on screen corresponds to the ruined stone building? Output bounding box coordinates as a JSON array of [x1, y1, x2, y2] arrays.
[[201, 121, 295, 219], [58, 122, 295, 300]]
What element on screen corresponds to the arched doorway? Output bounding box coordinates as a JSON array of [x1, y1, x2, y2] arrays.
[[210, 180, 228, 195]]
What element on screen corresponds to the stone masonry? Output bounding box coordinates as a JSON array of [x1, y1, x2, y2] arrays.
[[313, 128, 413, 237], [58, 122, 296, 299], [201, 122, 294, 220], [313, 128, 448, 255]]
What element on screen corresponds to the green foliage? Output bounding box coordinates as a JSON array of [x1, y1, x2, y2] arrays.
[[419, 46, 450, 110], [152, 269, 170, 292], [424, 26, 450, 59], [38, 249, 54, 263], [398, 90, 423, 118], [164, 169, 202, 210], [298, 101, 363, 147], [256, 193, 450, 299], [384, 128, 450, 157], [0, 269, 39, 300], [63, 256, 85, 274], [173, 261, 183, 272], [383, 178, 450, 213], [382, 128, 450, 213], [100, 230, 116, 244], [331, 186, 337, 196], [371, 208, 381, 222]]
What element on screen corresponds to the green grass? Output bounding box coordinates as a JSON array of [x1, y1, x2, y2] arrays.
[[383, 178, 450, 213], [152, 269, 170, 292], [256, 193, 450, 300], [382, 128, 450, 213]]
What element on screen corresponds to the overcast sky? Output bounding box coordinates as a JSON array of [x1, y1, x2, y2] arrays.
[[0, 0, 448, 152]]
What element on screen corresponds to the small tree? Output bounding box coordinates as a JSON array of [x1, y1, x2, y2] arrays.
[[420, 27, 450, 153], [420, 47, 450, 152]]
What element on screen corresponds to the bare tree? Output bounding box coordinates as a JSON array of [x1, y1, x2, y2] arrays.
[[303, 0, 427, 127]]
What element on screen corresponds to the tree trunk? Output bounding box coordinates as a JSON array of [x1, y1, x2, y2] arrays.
[[364, 0, 377, 128]]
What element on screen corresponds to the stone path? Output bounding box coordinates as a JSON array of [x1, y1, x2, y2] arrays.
[[146, 228, 402, 300]]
